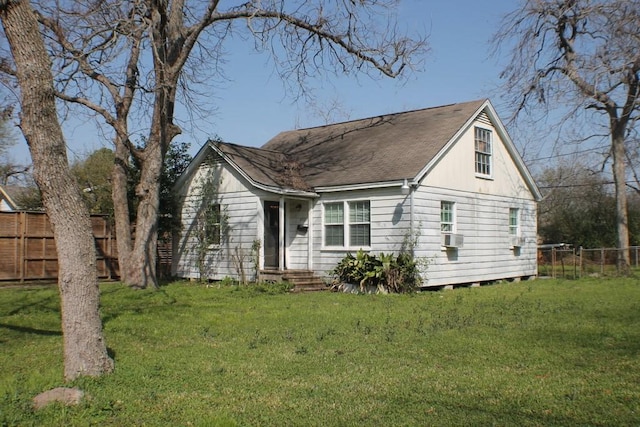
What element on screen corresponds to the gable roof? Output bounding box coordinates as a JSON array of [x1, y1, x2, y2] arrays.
[[178, 99, 541, 200], [261, 99, 487, 189]]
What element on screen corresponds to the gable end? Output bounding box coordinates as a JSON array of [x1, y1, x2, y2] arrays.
[[476, 111, 492, 127]]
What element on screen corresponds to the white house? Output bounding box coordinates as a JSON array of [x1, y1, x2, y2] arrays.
[[172, 99, 542, 288]]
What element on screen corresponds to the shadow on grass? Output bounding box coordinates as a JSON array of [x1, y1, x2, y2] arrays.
[[6, 293, 60, 317], [526, 326, 640, 357], [426, 397, 586, 426], [0, 323, 61, 336], [100, 286, 184, 326]]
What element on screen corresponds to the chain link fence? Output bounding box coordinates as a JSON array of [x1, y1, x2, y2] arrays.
[[538, 246, 640, 279]]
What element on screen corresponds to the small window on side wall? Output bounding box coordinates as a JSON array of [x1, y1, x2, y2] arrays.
[[509, 208, 519, 236], [441, 201, 455, 232], [204, 203, 221, 245]]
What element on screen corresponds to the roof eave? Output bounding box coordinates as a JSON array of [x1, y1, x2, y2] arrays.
[[210, 143, 318, 198], [314, 179, 413, 194]]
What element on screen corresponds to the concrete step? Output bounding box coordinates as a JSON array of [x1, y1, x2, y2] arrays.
[[259, 269, 328, 292]]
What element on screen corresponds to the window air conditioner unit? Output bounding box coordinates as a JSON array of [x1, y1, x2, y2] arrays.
[[510, 236, 525, 248], [442, 233, 464, 248]]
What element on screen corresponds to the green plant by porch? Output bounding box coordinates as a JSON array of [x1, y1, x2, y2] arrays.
[[330, 249, 421, 293]]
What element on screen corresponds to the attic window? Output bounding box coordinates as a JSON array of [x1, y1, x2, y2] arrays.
[[474, 127, 492, 177]]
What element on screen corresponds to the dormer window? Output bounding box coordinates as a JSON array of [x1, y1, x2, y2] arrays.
[[475, 127, 492, 177]]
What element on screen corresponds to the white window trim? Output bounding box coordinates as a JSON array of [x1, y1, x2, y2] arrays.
[[321, 200, 372, 251], [509, 208, 520, 237], [440, 201, 456, 233], [323, 201, 345, 248], [205, 203, 222, 250], [474, 126, 493, 179]]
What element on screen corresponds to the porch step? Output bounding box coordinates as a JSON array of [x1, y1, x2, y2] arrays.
[[260, 269, 329, 293]]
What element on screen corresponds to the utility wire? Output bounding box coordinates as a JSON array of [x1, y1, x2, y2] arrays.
[[526, 146, 605, 162]]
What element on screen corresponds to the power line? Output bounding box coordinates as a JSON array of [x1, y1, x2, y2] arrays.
[[539, 180, 639, 189], [527, 146, 605, 162]]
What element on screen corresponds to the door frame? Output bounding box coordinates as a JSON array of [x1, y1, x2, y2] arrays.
[[263, 200, 281, 269]]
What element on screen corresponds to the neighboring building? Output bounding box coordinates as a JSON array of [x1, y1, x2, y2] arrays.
[[0, 185, 25, 211], [173, 99, 542, 288]]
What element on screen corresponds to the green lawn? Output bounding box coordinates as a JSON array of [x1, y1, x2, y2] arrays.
[[1, 278, 639, 426]]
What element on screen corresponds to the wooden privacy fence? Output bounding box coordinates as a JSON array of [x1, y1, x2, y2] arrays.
[[0, 211, 119, 282], [538, 246, 640, 279]]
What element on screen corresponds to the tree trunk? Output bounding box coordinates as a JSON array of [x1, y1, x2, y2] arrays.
[[116, 60, 180, 289], [126, 149, 161, 289], [0, 0, 114, 380], [112, 137, 134, 284], [611, 122, 630, 274]]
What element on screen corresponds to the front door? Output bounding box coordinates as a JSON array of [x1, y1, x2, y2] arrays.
[[263, 201, 280, 268]]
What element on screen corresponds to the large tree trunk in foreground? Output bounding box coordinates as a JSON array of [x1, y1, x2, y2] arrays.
[[0, 0, 113, 380]]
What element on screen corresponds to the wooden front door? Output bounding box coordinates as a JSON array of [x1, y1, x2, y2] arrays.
[[263, 201, 280, 268]]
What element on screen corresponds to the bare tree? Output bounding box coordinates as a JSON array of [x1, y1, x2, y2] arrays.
[[33, 0, 428, 288], [0, 0, 113, 380], [494, 0, 640, 273]]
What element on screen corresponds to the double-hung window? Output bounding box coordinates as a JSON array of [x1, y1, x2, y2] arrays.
[[509, 208, 519, 236], [441, 201, 455, 232], [324, 202, 345, 246], [475, 127, 492, 177], [349, 201, 370, 247], [323, 200, 371, 248], [204, 203, 222, 245]]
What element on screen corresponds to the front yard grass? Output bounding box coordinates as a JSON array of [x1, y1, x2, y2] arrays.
[[1, 277, 639, 426]]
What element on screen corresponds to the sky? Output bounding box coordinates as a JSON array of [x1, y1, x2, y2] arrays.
[[7, 0, 530, 166]]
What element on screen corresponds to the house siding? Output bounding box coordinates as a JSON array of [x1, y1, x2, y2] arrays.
[[310, 187, 412, 278], [308, 185, 536, 288], [412, 186, 537, 286], [426, 116, 534, 199], [173, 160, 261, 281]]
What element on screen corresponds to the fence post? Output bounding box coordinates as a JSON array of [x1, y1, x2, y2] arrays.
[[19, 212, 25, 283], [552, 247, 556, 279], [578, 246, 582, 279], [601, 248, 605, 276]]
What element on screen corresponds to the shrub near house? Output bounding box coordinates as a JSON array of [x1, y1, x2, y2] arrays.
[[331, 250, 420, 293]]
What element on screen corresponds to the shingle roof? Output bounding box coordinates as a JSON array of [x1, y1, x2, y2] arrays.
[[216, 99, 487, 190], [214, 142, 313, 192]]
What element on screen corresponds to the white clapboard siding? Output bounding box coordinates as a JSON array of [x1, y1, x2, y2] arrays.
[[308, 183, 536, 287], [310, 187, 412, 277], [411, 185, 537, 286], [173, 161, 261, 281]]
